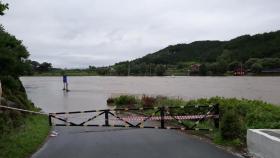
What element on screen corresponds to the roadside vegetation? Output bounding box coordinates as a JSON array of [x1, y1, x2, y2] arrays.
[[0, 2, 51, 157], [107, 95, 280, 149], [0, 115, 50, 158]]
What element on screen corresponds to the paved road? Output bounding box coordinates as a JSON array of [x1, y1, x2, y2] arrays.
[[32, 127, 239, 158]]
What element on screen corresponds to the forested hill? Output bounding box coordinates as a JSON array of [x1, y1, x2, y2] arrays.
[[134, 30, 280, 64], [135, 41, 224, 64], [104, 30, 280, 76]]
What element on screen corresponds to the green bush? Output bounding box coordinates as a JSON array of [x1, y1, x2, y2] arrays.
[[220, 110, 244, 140], [0, 76, 21, 91], [106, 97, 115, 105], [115, 95, 137, 107]]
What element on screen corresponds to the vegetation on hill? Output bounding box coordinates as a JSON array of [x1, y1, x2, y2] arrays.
[[93, 30, 280, 76], [108, 95, 280, 149], [27, 30, 280, 76]]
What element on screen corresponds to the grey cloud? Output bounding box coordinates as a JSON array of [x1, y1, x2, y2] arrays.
[[1, 0, 280, 68]]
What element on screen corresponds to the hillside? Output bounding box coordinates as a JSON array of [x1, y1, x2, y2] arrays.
[[135, 31, 280, 65], [135, 41, 224, 64], [104, 30, 280, 76]]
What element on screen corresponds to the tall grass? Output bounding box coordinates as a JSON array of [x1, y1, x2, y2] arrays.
[[0, 115, 51, 158]]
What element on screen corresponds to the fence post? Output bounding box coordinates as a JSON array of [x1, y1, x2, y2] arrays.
[[213, 104, 219, 128], [105, 110, 109, 126], [160, 107, 165, 129], [48, 115, 52, 126]]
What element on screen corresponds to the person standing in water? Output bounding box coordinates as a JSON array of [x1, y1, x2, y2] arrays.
[[63, 74, 69, 91]]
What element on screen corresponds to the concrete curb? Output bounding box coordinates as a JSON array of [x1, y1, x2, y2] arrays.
[[247, 129, 280, 158]]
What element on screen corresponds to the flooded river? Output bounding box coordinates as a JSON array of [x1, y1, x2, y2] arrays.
[[21, 76, 280, 113]]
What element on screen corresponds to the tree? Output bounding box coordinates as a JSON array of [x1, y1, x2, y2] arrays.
[[30, 60, 40, 70], [96, 67, 109, 75], [0, 28, 30, 77], [228, 61, 240, 71], [261, 58, 280, 69], [251, 63, 263, 73], [114, 64, 128, 76], [0, 1, 8, 16], [199, 64, 207, 76], [245, 58, 260, 69], [37, 62, 52, 72], [218, 49, 233, 64], [176, 63, 185, 69], [88, 65, 96, 70], [155, 64, 166, 76]]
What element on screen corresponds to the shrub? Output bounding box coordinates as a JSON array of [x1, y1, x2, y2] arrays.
[[220, 109, 244, 140], [106, 97, 115, 105], [251, 63, 263, 73], [0, 76, 21, 91], [115, 95, 137, 107], [141, 95, 157, 107]]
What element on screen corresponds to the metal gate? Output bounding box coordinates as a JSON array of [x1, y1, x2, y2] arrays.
[[49, 104, 219, 131]]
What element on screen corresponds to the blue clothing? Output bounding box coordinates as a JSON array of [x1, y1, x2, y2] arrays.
[[63, 75, 67, 83]]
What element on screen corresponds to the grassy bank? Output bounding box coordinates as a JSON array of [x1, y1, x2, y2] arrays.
[[0, 115, 51, 158], [107, 95, 280, 149]]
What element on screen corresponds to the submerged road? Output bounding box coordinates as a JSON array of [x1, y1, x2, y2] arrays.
[[32, 127, 239, 158]]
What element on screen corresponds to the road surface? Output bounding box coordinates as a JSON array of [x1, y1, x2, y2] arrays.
[[32, 127, 239, 158]]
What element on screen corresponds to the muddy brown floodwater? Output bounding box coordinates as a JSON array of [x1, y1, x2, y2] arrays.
[[21, 76, 280, 113]]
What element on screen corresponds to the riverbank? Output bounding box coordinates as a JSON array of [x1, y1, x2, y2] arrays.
[[30, 72, 280, 77], [0, 115, 51, 158], [108, 96, 280, 151]]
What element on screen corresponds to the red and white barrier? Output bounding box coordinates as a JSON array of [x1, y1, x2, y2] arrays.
[[110, 115, 217, 121]]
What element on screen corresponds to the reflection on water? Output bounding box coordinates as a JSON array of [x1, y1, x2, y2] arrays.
[[21, 76, 280, 113]]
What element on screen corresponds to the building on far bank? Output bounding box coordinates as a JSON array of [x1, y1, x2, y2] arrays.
[[234, 67, 246, 76], [190, 64, 201, 72]]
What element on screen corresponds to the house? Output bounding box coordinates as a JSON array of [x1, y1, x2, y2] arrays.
[[190, 64, 201, 72], [234, 67, 246, 76]]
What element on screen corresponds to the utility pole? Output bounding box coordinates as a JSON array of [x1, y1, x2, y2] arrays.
[[127, 61, 130, 76], [149, 64, 152, 76]]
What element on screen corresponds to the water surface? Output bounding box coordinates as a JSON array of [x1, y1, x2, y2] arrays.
[[21, 76, 280, 113]]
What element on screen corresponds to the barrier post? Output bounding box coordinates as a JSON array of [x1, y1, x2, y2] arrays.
[[213, 104, 219, 128], [105, 110, 109, 126], [48, 115, 52, 126], [160, 107, 165, 129]]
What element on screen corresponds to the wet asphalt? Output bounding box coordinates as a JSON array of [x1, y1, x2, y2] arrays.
[[32, 127, 239, 158]]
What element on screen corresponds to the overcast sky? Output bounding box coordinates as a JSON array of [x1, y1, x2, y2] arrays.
[[1, 0, 280, 68]]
